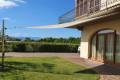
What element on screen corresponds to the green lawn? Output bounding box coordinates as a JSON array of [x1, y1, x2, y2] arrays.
[[0, 57, 99, 80]]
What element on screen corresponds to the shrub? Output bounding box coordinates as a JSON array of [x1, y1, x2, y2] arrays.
[[25, 44, 34, 52], [0, 42, 79, 53], [12, 43, 26, 52]]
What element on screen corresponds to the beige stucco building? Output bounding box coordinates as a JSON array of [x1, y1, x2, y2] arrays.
[[59, 0, 120, 66], [33, 0, 120, 66]]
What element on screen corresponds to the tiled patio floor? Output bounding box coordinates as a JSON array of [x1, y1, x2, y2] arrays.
[[1, 52, 120, 80]]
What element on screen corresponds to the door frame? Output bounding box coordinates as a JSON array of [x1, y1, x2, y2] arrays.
[[90, 29, 116, 64]]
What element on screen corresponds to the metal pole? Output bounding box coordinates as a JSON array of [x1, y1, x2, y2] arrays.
[[1, 19, 5, 71]]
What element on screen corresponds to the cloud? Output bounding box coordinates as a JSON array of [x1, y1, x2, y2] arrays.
[[3, 17, 10, 20], [14, 0, 25, 3], [0, 0, 25, 9]]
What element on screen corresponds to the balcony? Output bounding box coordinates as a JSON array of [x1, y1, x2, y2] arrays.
[[59, 0, 120, 24]]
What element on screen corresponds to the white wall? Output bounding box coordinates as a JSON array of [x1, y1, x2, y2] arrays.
[[80, 42, 89, 59], [101, 0, 107, 10], [80, 31, 89, 59], [101, 0, 120, 10]]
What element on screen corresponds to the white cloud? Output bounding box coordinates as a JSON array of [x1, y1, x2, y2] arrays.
[[3, 17, 11, 20], [0, 0, 25, 9], [14, 0, 25, 3]]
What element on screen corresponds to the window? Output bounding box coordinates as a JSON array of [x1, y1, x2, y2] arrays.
[[105, 34, 114, 62], [91, 29, 115, 63], [116, 33, 120, 63], [97, 34, 105, 61], [91, 29, 120, 65]]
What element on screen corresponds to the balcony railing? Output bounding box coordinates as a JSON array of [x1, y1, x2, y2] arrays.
[[59, 0, 120, 24]]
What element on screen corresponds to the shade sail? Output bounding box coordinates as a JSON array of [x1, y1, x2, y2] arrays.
[[28, 6, 120, 29]]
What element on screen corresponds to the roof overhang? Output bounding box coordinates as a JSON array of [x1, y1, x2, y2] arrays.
[[29, 4, 120, 30]]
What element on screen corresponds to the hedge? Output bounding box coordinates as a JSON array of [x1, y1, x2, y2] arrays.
[[0, 42, 79, 53]]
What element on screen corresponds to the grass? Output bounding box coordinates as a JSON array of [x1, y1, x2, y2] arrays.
[[0, 57, 99, 80]]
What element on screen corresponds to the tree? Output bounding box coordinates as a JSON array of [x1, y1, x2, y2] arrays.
[[24, 37, 34, 42]]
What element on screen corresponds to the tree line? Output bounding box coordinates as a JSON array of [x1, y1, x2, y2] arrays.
[[0, 36, 81, 52], [6, 36, 81, 44]]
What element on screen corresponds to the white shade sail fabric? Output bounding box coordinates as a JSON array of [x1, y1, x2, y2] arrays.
[[28, 6, 120, 29]]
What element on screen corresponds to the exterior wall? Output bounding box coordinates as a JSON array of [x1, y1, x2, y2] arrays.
[[80, 18, 120, 59], [101, 0, 120, 10]]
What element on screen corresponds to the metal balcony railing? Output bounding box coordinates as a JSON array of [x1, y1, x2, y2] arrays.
[[59, 0, 120, 24]]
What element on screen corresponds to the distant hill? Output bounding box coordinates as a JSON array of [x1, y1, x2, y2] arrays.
[[17, 37, 41, 40]]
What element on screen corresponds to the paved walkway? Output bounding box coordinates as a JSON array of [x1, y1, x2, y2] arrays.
[[1, 52, 120, 80], [64, 54, 120, 80]]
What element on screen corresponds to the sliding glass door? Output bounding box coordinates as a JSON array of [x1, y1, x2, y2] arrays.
[[105, 33, 114, 63], [91, 30, 120, 65], [91, 30, 115, 63], [97, 34, 105, 62], [116, 34, 120, 63]]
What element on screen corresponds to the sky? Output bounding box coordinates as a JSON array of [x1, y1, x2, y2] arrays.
[[0, 0, 80, 38]]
